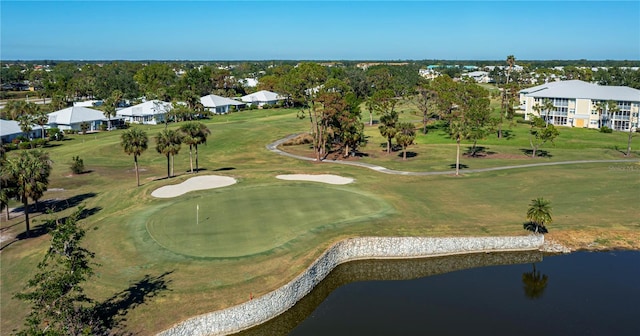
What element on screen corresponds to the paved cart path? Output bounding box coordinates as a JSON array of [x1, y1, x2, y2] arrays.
[[266, 134, 640, 176]]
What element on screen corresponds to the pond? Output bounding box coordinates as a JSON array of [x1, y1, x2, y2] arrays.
[[236, 251, 640, 336]]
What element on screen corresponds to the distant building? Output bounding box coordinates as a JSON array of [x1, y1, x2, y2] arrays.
[[200, 94, 245, 114], [47, 106, 108, 131], [418, 68, 439, 80], [461, 71, 492, 83], [519, 80, 640, 132], [240, 90, 285, 107], [116, 100, 171, 125], [0, 119, 44, 143]]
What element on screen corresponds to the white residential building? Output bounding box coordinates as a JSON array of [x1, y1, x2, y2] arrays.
[[47, 106, 108, 131], [519, 80, 640, 132], [200, 94, 245, 114], [462, 71, 492, 83], [116, 100, 171, 125], [0, 119, 44, 143], [240, 90, 285, 107]]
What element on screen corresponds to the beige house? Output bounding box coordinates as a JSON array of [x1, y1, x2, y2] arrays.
[[519, 80, 640, 132]]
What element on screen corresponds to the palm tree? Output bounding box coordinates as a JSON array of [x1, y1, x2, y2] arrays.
[[121, 128, 149, 187], [16, 114, 34, 139], [395, 122, 416, 160], [1, 100, 26, 120], [378, 111, 398, 154], [179, 122, 211, 173], [449, 120, 470, 176], [33, 109, 49, 139], [525, 197, 553, 234], [2, 150, 52, 237], [103, 90, 123, 130], [505, 55, 516, 84], [532, 98, 555, 125], [594, 100, 608, 128], [365, 95, 375, 126], [155, 129, 183, 178]]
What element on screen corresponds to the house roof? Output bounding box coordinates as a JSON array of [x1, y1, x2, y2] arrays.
[[0, 119, 43, 137], [47, 106, 107, 125], [521, 80, 640, 102], [200, 94, 244, 108], [116, 100, 172, 117], [240, 90, 285, 103]]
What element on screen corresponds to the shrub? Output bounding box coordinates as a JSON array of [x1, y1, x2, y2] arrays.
[[18, 142, 31, 150], [32, 138, 48, 148], [14, 135, 28, 144], [48, 128, 64, 141], [99, 124, 107, 131], [70, 156, 85, 174], [3, 143, 18, 152], [282, 133, 314, 146], [600, 126, 613, 133]]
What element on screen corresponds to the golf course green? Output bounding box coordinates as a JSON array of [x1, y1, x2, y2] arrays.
[[145, 184, 392, 258]]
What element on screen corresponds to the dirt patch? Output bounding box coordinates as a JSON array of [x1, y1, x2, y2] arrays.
[[546, 230, 640, 251]]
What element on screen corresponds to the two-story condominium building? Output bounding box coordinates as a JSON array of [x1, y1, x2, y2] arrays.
[[519, 80, 640, 132]]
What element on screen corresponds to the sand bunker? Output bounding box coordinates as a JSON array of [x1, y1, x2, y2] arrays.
[[151, 175, 237, 198], [276, 174, 354, 185]]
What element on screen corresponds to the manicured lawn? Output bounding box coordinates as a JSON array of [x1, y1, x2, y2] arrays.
[[145, 184, 391, 258], [1, 107, 638, 335]]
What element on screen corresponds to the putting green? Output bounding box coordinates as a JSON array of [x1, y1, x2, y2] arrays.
[[145, 184, 391, 258]]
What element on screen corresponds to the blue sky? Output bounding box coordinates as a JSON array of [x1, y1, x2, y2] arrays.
[[1, 1, 639, 60]]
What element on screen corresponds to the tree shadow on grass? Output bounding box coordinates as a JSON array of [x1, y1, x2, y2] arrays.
[[213, 167, 236, 172], [502, 130, 516, 140], [94, 271, 173, 332], [448, 163, 469, 170], [45, 192, 98, 213], [464, 146, 496, 158], [398, 151, 418, 158], [13, 206, 102, 241], [520, 149, 553, 158]]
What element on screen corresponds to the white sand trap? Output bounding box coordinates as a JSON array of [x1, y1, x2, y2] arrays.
[[276, 174, 354, 185], [151, 175, 237, 198]]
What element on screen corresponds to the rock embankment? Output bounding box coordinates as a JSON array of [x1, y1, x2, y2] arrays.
[[159, 235, 544, 336]]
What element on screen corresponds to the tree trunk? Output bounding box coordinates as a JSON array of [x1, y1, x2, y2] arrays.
[[497, 123, 502, 139], [195, 144, 199, 173], [423, 111, 428, 134], [626, 127, 633, 156], [455, 138, 461, 176], [5, 205, 9, 220], [387, 136, 392, 154], [529, 137, 537, 158], [403, 145, 407, 160], [134, 155, 140, 187], [344, 143, 349, 158], [166, 155, 171, 178], [369, 111, 373, 126], [23, 195, 30, 237], [189, 145, 194, 173], [170, 154, 174, 177]]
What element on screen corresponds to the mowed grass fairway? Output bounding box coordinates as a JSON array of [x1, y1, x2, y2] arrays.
[[1, 107, 638, 335], [146, 184, 391, 258]]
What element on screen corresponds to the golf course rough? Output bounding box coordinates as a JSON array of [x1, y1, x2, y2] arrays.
[[158, 235, 544, 336], [145, 184, 391, 258]]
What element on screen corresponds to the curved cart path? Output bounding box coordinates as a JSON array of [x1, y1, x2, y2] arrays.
[[266, 134, 639, 176]]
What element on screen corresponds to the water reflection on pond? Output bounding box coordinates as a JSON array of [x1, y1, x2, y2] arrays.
[[235, 251, 640, 336]]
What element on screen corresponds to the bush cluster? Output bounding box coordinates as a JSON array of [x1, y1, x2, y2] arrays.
[[282, 133, 313, 146], [70, 156, 85, 174], [599, 126, 613, 133]]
